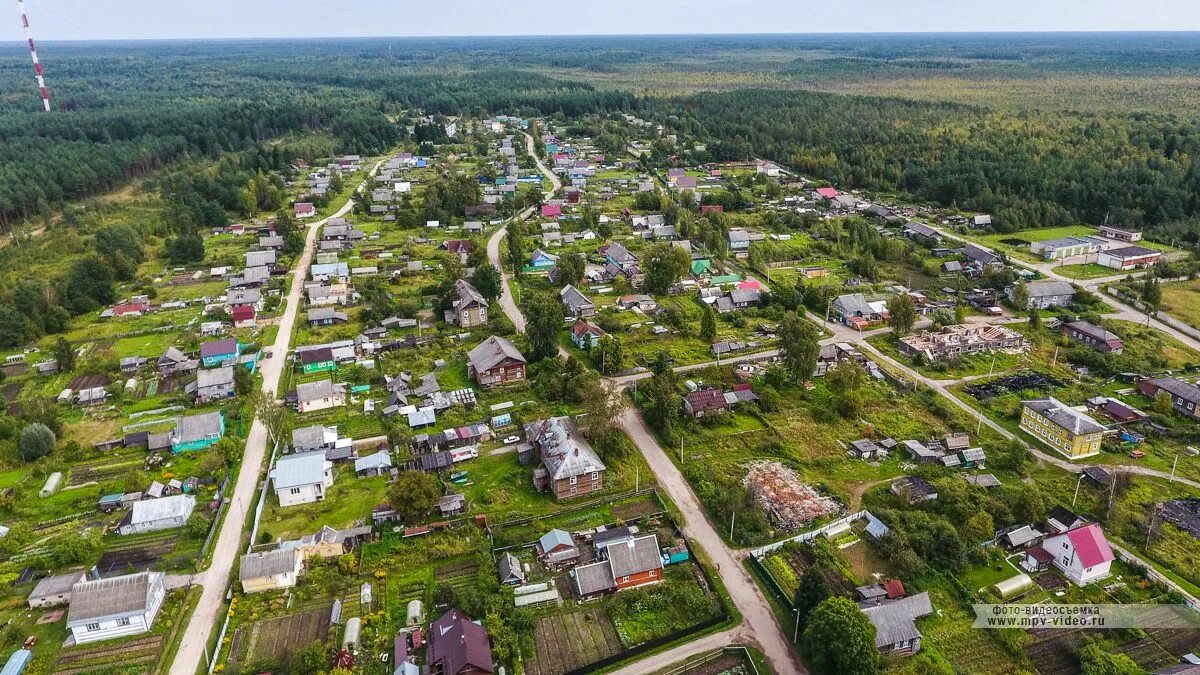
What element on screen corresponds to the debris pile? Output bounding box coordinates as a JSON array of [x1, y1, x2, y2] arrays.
[[743, 461, 841, 531], [964, 372, 1062, 401]]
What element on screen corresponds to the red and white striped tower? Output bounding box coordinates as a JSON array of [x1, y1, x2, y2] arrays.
[[16, 0, 50, 111]]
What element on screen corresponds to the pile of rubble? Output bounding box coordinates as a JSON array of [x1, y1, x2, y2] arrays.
[[743, 461, 841, 531]]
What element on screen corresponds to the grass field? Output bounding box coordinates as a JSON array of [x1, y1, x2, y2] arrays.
[[1159, 278, 1200, 332]]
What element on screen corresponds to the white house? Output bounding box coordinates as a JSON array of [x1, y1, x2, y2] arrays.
[[271, 451, 334, 507], [118, 494, 196, 535], [296, 379, 346, 414], [66, 572, 166, 645], [1039, 523, 1114, 586], [239, 548, 303, 594]]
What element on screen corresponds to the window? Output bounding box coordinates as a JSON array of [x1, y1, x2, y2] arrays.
[[1062, 542, 1069, 550], [591, 472, 599, 480], [117, 618, 131, 627], [86, 623, 100, 631], [290, 488, 301, 495], [622, 576, 630, 583], [569, 476, 577, 485]]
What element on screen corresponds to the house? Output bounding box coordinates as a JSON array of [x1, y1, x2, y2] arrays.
[[27, 571, 87, 609], [1097, 245, 1161, 270], [573, 533, 664, 598], [831, 293, 887, 329], [901, 221, 941, 242], [1062, 321, 1123, 353], [195, 366, 235, 403], [1013, 281, 1076, 309], [891, 476, 938, 503], [1098, 225, 1143, 242], [157, 345, 194, 379], [428, 609, 494, 675], [1046, 506, 1085, 534], [258, 235, 284, 250], [849, 439, 884, 459], [525, 416, 606, 500], [467, 336, 527, 388], [308, 307, 349, 326], [298, 347, 337, 376], [1137, 377, 1200, 419], [296, 379, 346, 413], [171, 411, 225, 453], [227, 287, 263, 310], [271, 451, 334, 507], [1030, 236, 1102, 260], [294, 202, 316, 219], [354, 450, 393, 477], [292, 424, 353, 460], [118, 494, 196, 535], [452, 279, 489, 328], [66, 572, 166, 645], [438, 493, 467, 517], [240, 548, 303, 594], [1021, 398, 1105, 458], [1022, 547, 1056, 573], [560, 285, 596, 318], [897, 324, 1026, 361], [498, 552, 525, 585], [683, 388, 729, 418], [728, 229, 751, 252], [860, 592, 933, 656], [537, 529, 580, 568], [281, 525, 374, 560], [231, 305, 256, 328], [542, 204, 561, 218], [730, 288, 761, 309], [998, 524, 1044, 550], [571, 319, 606, 349], [1040, 523, 1114, 586], [962, 244, 1003, 270], [528, 248, 559, 272], [199, 338, 238, 368]]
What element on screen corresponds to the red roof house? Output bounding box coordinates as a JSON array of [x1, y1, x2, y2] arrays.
[[814, 187, 839, 199], [231, 305, 256, 327], [294, 202, 316, 218], [701, 204, 724, 215], [883, 578, 906, 599], [428, 609, 494, 675], [683, 388, 729, 419], [541, 204, 562, 218], [1040, 523, 1114, 586]]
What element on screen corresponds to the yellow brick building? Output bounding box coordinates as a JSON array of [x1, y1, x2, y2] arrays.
[[1020, 398, 1106, 459]]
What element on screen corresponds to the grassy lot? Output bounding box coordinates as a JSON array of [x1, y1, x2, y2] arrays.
[[1054, 263, 1123, 280], [260, 464, 389, 540], [1159, 278, 1200, 332]]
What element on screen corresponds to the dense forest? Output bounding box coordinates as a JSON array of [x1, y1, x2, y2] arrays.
[[4, 34, 1200, 236]]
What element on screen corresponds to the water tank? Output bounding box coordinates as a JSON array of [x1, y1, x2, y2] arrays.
[[406, 599, 424, 626]]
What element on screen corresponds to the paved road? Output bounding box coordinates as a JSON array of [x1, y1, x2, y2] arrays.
[[171, 161, 382, 675], [522, 129, 562, 193]]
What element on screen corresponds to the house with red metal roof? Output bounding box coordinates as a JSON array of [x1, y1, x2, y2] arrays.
[[428, 608, 494, 674], [1039, 523, 1114, 586], [231, 305, 256, 328], [813, 187, 839, 200], [541, 203, 561, 219], [683, 388, 729, 419]]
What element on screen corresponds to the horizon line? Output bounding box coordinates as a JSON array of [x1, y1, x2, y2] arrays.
[[4, 29, 1200, 44]]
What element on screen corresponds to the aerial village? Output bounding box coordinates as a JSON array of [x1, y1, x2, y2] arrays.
[[2, 109, 1200, 675]]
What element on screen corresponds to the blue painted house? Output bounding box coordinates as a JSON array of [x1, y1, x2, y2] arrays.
[[200, 338, 239, 368], [171, 411, 225, 453], [528, 248, 559, 272]]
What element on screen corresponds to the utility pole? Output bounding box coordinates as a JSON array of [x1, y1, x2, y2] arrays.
[[635, 464, 640, 492], [1171, 454, 1179, 482], [1072, 473, 1085, 507], [730, 510, 736, 542]]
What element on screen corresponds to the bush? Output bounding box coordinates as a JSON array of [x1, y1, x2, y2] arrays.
[[18, 423, 55, 462]]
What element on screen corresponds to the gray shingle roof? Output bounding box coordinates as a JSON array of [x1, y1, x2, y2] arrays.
[[1025, 280, 1076, 298], [296, 379, 339, 404], [1023, 397, 1106, 435], [467, 336, 526, 373], [67, 572, 163, 624], [560, 284, 594, 311], [175, 412, 223, 444], [525, 416, 606, 481], [129, 494, 195, 526], [607, 533, 663, 578], [197, 366, 234, 388], [861, 592, 933, 648], [240, 548, 300, 582]]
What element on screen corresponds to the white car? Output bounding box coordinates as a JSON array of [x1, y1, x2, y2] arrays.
[[503, 435, 521, 445]]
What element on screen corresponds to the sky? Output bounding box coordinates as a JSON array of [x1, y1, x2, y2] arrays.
[[3, 0, 1199, 41]]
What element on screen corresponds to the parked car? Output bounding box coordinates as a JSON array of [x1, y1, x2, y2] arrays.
[[1129, 450, 1145, 459], [503, 435, 521, 445]]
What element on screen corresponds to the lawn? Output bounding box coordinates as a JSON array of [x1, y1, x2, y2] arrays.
[[259, 464, 389, 540], [1054, 263, 1123, 280], [1159, 278, 1200, 332]]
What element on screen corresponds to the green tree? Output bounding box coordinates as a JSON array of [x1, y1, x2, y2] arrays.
[[1010, 282, 1029, 309], [580, 380, 623, 456], [234, 365, 254, 397], [826, 360, 867, 418], [642, 243, 691, 295], [18, 423, 56, 462], [1141, 277, 1162, 311], [388, 471, 442, 524], [1078, 641, 1140, 675], [778, 312, 821, 383], [522, 290, 564, 361], [1155, 391, 1175, 416], [554, 253, 586, 288], [592, 335, 624, 375], [470, 263, 503, 303], [793, 564, 832, 627], [52, 337, 76, 373], [505, 222, 527, 275], [802, 597, 879, 675], [1028, 306, 1041, 330], [887, 293, 917, 335], [700, 304, 718, 342], [166, 234, 206, 265]]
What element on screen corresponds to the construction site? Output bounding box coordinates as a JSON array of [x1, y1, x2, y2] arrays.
[[898, 323, 1027, 362], [743, 461, 842, 532]]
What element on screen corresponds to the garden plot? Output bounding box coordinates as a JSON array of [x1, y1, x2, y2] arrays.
[[54, 635, 164, 675], [526, 608, 622, 675], [743, 461, 840, 531], [96, 530, 180, 574]]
